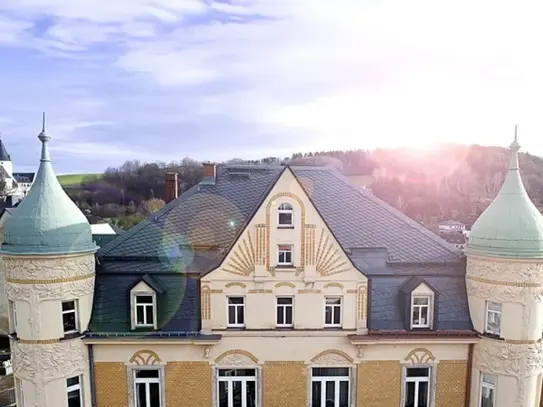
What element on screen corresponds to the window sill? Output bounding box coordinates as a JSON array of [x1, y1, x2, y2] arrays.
[[275, 326, 294, 330], [410, 326, 432, 330], [226, 326, 246, 330], [276, 265, 295, 270], [482, 332, 502, 340], [62, 332, 84, 341], [277, 226, 295, 229], [323, 326, 343, 330], [131, 326, 158, 332]]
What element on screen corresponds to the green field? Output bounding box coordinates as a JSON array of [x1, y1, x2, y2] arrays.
[[57, 173, 103, 186]]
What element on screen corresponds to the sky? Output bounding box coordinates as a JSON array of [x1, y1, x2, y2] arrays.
[[0, 0, 542, 173]]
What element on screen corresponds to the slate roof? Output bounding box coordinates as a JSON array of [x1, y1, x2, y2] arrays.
[[0, 139, 10, 162], [93, 165, 469, 335]]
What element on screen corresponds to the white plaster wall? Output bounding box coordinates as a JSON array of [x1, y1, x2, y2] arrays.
[[92, 338, 469, 364]]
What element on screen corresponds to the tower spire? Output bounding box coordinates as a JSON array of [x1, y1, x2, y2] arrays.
[[38, 112, 51, 162]]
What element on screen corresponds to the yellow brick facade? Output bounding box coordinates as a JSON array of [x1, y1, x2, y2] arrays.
[[94, 362, 128, 407], [435, 360, 468, 407], [165, 362, 212, 407], [357, 361, 401, 407], [262, 361, 307, 407]]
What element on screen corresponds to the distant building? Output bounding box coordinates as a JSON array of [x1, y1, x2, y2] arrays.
[[0, 136, 35, 204], [439, 231, 467, 249], [438, 219, 466, 232]]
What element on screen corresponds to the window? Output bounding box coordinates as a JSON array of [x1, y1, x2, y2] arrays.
[[134, 369, 161, 407], [277, 245, 293, 266], [67, 376, 83, 407], [411, 296, 431, 328], [324, 297, 342, 327], [479, 373, 497, 407], [135, 295, 155, 327], [9, 300, 17, 333], [277, 203, 293, 227], [276, 297, 293, 327], [485, 301, 502, 335], [311, 367, 350, 407], [227, 297, 245, 327], [404, 367, 430, 407], [217, 369, 257, 407], [62, 300, 79, 334]]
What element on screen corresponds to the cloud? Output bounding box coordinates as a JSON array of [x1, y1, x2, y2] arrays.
[[1, 0, 543, 173]]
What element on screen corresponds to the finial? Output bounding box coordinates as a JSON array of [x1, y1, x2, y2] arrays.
[[510, 124, 520, 152], [38, 112, 51, 162]]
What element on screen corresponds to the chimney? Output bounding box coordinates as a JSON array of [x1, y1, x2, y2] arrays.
[[164, 172, 178, 203], [201, 163, 216, 185]]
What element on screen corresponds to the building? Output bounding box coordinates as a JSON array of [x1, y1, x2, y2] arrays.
[[0, 136, 35, 203], [0, 121, 541, 407], [438, 220, 466, 233]]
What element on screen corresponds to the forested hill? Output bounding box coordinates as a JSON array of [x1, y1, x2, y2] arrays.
[[67, 144, 543, 229]]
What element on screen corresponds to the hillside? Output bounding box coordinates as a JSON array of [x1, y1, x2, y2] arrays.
[[57, 173, 103, 186], [62, 144, 543, 230]]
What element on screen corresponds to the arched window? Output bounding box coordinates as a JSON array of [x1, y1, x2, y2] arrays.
[[277, 203, 294, 227]]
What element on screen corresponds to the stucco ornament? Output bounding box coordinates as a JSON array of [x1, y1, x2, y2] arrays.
[[475, 339, 543, 407], [474, 340, 543, 378], [4, 254, 95, 281], [311, 350, 353, 365], [215, 353, 256, 367], [467, 257, 543, 284], [12, 339, 88, 407], [465, 279, 543, 303]]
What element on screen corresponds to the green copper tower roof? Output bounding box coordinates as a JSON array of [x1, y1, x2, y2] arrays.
[[0, 115, 97, 255], [466, 126, 543, 259]]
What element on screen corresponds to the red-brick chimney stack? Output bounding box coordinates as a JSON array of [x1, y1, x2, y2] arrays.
[[164, 172, 178, 203]]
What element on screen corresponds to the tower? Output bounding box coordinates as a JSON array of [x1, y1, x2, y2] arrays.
[[465, 127, 543, 407], [0, 116, 97, 407]]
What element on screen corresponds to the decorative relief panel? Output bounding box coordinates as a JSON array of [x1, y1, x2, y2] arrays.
[[311, 349, 354, 365], [255, 224, 266, 266], [305, 224, 316, 266], [201, 285, 211, 320], [404, 348, 436, 364], [466, 279, 543, 303], [467, 257, 543, 284], [223, 231, 256, 276], [357, 284, 367, 320], [214, 350, 259, 366], [12, 339, 87, 383], [129, 350, 161, 365], [315, 229, 350, 276], [474, 339, 543, 377], [4, 254, 95, 281]]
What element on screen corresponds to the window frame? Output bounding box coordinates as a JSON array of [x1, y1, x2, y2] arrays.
[[132, 367, 163, 407], [310, 367, 351, 407], [479, 372, 497, 407], [402, 366, 432, 407], [67, 375, 83, 407], [485, 301, 502, 336], [15, 377, 24, 407], [134, 294, 157, 328], [277, 244, 293, 266], [411, 295, 431, 329], [277, 202, 294, 227], [227, 296, 246, 328], [216, 368, 258, 407], [62, 300, 79, 334], [324, 297, 342, 328], [130, 288, 158, 330], [276, 296, 294, 328]]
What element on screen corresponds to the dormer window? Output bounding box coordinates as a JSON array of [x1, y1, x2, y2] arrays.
[[485, 301, 502, 336], [130, 276, 163, 330], [278, 203, 293, 227], [411, 296, 431, 328]]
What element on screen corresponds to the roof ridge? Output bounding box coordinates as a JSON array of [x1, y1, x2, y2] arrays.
[[324, 168, 462, 259]]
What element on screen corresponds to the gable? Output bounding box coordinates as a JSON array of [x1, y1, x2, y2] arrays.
[[208, 167, 363, 281]]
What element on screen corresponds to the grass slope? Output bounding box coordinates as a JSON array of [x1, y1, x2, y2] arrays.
[[57, 173, 103, 186]]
